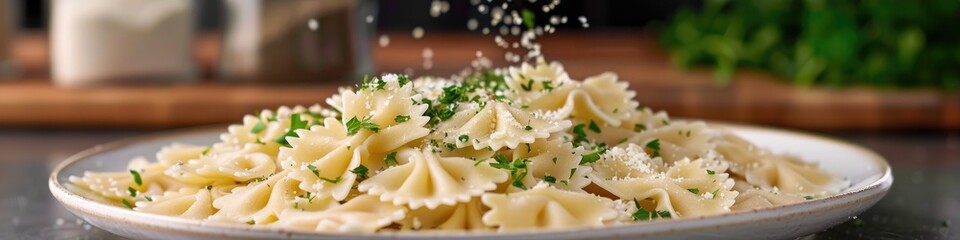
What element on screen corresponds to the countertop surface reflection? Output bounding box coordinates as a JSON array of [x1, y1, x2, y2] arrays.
[[0, 127, 956, 239]]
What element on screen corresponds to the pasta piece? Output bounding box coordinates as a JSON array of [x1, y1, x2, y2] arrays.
[[69, 157, 189, 202], [714, 133, 848, 196], [628, 121, 713, 164], [504, 61, 576, 104], [281, 76, 432, 201], [435, 101, 571, 150], [214, 105, 329, 158], [164, 150, 276, 185], [210, 171, 335, 224], [272, 195, 406, 233], [509, 138, 591, 192], [522, 71, 638, 126], [358, 148, 508, 209], [730, 180, 804, 211], [135, 187, 215, 219], [589, 158, 737, 218], [482, 184, 619, 231], [155, 143, 207, 167], [401, 197, 489, 231]]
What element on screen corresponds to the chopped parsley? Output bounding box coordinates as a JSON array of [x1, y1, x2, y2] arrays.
[[571, 123, 589, 146], [520, 79, 535, 91], [320, 176, 342, 184], [121, 199, 134, 209], [397, 74, 410, 87], [250, 121, 266, 134], [645, 139, 661, 158], [307, 164, 320, 178], [274, 113, 310, 147], [351, 164, 369, 181], [458, 134, 469, 142], [394, 115, 410, 123], [524, 125, 533, 131], [588, 120, 602, 133], [206, 185, 213, 190], [144, 195, 153, 202], [127, 187, 137, 197], [521, 9, 536, 30], [129, 170, 142, 186], [488, 154, 531, 190], [359, 75, 386, 90], [579, 144, 608, 165], [384, 152, 399, 166], [201, 147, 211, 155], [246, 220, 256, 225], [711, 189, 720, 199], [306, 164, 341, 183], [544, 175, 557, 184], [688, 188, 700, 194], [346, 116, 381, 136], [631, 199, 671, 221], [804, 196, 814, 200], [541, 81, 554, 91], [634, 123, 647, 132], [706, 169, 716, 175]]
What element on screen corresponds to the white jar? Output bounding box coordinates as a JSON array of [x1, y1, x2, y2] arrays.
[[51, 0, 196, 87]]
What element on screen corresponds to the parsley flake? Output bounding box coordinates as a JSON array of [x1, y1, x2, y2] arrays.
[[541, 81, 554, 91], [274, 113, 309, 147], [588, 120, 602, 133], [458, 134, 469, 142], [250, 121, 266, 134], [127, 187, 137, 197], [351, 164, 369, 181], [688, 188, 700, 194], [520, 78, 535, 91], [646, 139, 661, 158], [579, 144, 607, 165], [572, 123, 588, 146], [384, 152, 399, 166], [346, 116, 380, 136], [397, 75, 410, 87], [488, 154, 531, 190], [121, 199, 134, 209], [634, 123, 647, 132], [706, 169, 716, 175], [544, 175, 557, 184], [394, 115, 410, 123], [307, 164, 320, 178], [246, 220, 256, 225], [804, 196, 814, 200], [632, 199, 671, 221], [144, 196, 153, 202], [129, 170, 142, 186]]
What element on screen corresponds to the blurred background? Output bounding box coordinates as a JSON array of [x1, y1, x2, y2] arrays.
[[0, 0, 955, 130], [0, 0, 957, 239]]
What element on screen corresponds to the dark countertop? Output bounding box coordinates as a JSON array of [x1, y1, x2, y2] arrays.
[[0, 128, 957, 239]]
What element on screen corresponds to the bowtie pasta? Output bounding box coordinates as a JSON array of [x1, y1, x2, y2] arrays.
[[69, 61, 848, 233]]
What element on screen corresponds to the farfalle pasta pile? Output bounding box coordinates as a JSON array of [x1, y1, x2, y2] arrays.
[[69, 61, 848, 233]]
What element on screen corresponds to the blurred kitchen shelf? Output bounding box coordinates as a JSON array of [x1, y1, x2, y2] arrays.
[[0, 32, 957, 130]]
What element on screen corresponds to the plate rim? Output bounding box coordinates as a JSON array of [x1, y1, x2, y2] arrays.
[[48, 121, 894, 239]]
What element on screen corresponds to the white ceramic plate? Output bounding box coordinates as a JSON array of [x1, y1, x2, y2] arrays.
[[49, 122, 892, 240]]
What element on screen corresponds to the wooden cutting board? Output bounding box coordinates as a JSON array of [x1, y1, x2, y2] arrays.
[[0, 32, 956, 130]]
